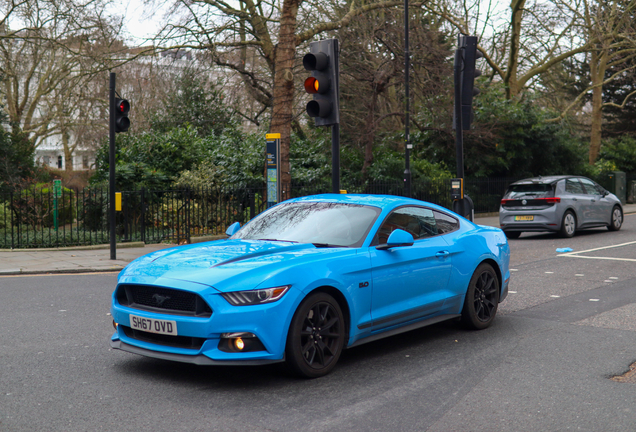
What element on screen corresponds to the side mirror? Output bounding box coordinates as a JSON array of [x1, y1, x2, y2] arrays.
[[225, 222, 241, 237], [377, 229, 414, 250]]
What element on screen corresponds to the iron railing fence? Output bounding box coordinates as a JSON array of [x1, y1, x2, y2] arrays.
[[0, 178, 519, 249]]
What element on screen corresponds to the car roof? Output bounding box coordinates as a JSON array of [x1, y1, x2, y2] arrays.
[[286, 194, 449, 212], [510, 175, 586, 186]]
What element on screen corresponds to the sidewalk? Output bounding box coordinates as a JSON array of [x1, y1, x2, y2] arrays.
[[2, 204, 635, 276]]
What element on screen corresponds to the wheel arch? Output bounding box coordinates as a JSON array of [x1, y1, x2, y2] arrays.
[[561, 207, 578, 227], [479, 258, 502, 297]]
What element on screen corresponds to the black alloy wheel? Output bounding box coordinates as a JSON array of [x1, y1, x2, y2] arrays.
[[461, 263, 499, 330], [608, 206, 623, 231], [286, 292, 345, 378]]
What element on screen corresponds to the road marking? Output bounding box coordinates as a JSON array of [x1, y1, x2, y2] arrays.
[[545, 271, 554, 274], [590, 299, 600, 302], [550, 295, 560, 298], [575, 274, 584, 276], [609, 277, 619, 279], [560, 240, 636, 255], [559, 255, 636, 262], [509, 291, 517, 293]]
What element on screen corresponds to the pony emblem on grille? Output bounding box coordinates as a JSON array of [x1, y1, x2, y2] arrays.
[[152, 293, 171, 306]]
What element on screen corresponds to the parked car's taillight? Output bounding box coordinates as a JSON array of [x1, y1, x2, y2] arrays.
[[537, 197, 561, 203], [500, 197, 560, 205]]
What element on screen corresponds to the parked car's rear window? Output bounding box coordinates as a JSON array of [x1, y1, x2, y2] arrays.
[[504, 184, 554, 199]]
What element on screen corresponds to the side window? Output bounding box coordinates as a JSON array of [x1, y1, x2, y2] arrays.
[[580, 178, 599, 195], [433, 210, 459, 234], [375, 207, 438, 245], [565, 179, 585, 194]]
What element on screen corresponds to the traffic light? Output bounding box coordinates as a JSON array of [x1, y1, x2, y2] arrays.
[[114, 98, 130, 133], [303, 39, 339, 126], [455, 35, 483, 130]]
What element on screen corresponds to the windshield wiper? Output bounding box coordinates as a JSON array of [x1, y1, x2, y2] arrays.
[[256, 238, 297, 243], [312, 243, 343, 248]]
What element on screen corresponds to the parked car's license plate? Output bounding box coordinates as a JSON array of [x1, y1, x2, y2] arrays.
[[515, 215, 534, 221], [129, 315, 177, 335]]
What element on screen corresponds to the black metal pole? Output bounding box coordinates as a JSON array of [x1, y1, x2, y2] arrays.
[[109, 72, 116, 260], [403, 0, 411, 198], [332, 123, 340, 193], [453, 45, 464, 217]]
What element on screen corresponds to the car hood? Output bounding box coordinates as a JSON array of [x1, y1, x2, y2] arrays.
[[118, 239, 345, 292]]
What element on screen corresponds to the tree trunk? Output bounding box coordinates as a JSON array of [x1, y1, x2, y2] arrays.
[[62, 127, 74, 171], [589, 48, 607, 164], [504, 0, 526, 99], [270, 0, 300, 198]]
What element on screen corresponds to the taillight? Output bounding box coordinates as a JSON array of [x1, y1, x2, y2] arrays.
[[500, 197, 560, 205], [538, 197, 561, 204]]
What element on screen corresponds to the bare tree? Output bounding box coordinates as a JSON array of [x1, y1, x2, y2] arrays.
[[154, 0, 427, 186]]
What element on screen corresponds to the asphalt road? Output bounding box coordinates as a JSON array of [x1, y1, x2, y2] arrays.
[[2, 217, 636, 431]]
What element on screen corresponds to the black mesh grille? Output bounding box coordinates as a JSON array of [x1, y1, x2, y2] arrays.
[[121, 326, 205, 350], [117, 284, 212, 317]]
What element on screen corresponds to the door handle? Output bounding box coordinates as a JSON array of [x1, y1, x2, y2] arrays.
[[572, 198, 577, 201], [435, 251, 450, 258], [591, 199, 596, 202]]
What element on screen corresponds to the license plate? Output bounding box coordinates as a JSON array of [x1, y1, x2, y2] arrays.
[[515, 215, 534, 221], [129, 315, 177, 336]]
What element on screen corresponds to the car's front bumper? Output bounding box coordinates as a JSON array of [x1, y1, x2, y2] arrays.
[[110, 287, 303, 364], [109, 338, 284, 365]]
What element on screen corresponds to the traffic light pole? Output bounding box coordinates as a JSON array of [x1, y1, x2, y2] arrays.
[[109, 72, 116, 260], [453, 47, 465, 219], [332, 124, 340, 193]]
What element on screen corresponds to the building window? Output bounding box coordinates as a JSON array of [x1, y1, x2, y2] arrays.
[[43, 156, 50, 166], [82, 155, 89, 169], [57, 156, 63, 169]]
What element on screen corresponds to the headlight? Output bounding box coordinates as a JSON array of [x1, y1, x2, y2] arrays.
[[221, 285, 290, 306]]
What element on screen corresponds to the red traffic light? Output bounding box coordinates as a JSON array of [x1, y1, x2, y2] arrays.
[[114, 97, 130, 132], [117, 99, 130, 115]]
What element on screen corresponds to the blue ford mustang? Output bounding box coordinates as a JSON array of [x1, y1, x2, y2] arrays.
[[111, 194, 510, 378]]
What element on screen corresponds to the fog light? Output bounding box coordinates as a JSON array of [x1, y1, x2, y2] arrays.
[[219, 332, 266, 353]]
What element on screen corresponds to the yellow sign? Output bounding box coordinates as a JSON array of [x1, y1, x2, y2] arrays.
[[115, 192, 122, 211], [266, 133, 281, 139]]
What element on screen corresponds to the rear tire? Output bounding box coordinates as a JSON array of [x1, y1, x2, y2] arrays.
[[504, 231, 521, 239], [559, 211, 576, 238], [608, 206, 623, 231], [461, 263, 499, 330]]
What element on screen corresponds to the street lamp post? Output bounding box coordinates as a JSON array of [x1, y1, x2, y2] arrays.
[[404, 0, 412, 198]]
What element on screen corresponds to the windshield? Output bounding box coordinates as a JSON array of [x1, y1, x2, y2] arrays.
[[232, 201, 381, 247], [504, 183, 554, 199]]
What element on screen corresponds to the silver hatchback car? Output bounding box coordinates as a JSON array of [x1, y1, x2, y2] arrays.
[[499, 175, 623, 238]]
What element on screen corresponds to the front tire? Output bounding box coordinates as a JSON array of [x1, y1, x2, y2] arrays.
[[285, 292, 345, 378], [608, 206, 623, 231], [559, 210, 576, 238], [461, 263, 499, 330]]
